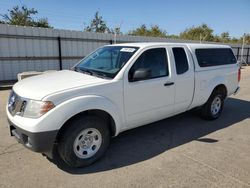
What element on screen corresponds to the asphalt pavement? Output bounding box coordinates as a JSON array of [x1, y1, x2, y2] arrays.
[[0, 67, 250, 188]]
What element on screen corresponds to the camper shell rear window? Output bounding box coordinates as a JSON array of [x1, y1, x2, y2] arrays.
[[195, 48, 236, 67]]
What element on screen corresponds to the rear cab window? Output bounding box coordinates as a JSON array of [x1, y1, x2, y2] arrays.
[[195, 48, 237, 67]]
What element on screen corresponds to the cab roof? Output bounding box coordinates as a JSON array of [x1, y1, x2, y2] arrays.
[[108, 42, 231, 49]]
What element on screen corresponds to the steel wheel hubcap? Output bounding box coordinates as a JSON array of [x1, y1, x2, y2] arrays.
[[211, 96, 221, 116], [73, 128, 102, 159]]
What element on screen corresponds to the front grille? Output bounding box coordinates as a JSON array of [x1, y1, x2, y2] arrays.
[[8, 91, 26, 116]]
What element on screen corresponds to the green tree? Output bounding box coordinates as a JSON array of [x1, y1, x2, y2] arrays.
[[213, 35, 221, 42], [109, 27, 122, 35], [230, 37, 239, 43], [220, 32, 230, 43], [150, 25, 167, 38], [241, 34, 250, 45], [167, 34, 179, 39], [180, 24, 214, 41], [0, 5, 52, 28], [128, 24, 167, 38], [128, 24, 148, 36], [84, 11, 110, 33], [35, 18, 51, 28]]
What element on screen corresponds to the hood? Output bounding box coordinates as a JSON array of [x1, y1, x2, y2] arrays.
[[13, 70, 108, 100]]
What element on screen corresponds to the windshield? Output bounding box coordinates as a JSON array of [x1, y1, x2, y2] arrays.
[[74, 46, 139, 79]]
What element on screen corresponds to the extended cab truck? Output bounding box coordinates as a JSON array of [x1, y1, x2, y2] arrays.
[[6, 43, 240, 168]]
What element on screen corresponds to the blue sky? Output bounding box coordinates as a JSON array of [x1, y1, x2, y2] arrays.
[[0, 0, 249, 38]]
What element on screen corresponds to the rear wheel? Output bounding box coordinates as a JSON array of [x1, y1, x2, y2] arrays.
[[57, 115, 110, 168], [201, 89, 225, 120]]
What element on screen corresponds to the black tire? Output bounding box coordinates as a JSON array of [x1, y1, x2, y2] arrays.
[[57, 115, 110, 168], [201, 89, 225, 120]]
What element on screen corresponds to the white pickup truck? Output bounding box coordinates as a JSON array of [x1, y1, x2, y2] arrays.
[[6, 43, 240, 168]]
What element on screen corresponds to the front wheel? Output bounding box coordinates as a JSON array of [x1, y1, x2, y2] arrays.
[[57, 115, 110, 168], [201, 90, 225, 120]]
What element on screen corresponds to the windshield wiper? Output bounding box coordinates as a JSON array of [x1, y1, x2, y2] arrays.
[[75, 67, 94, 75], [92, 72, 110, 79], [75, 67, 110, 79]]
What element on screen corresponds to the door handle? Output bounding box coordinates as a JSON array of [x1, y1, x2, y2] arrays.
[[164, 82, 174, 86]]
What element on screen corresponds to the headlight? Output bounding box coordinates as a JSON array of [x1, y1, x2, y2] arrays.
[[22, 100, 55, 118]]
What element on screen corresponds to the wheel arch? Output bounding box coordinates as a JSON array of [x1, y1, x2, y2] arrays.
[[205, 76, 228, 103], [55, 109, 117, 144], [200, 84, 227, 120], [39, 95, 123, 145], [212, 84, 227, 99]]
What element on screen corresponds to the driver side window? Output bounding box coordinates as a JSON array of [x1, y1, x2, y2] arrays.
[[129, 48, 169, 81]]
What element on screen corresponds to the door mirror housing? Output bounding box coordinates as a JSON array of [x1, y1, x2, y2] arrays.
[[130, 68, 151, 82]]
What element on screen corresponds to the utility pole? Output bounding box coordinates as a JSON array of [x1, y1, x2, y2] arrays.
[[113, 21, 123, 44], [241, 33, 245, 63], [114, 32, 117, 44], [200, 33, 208, 43], [240, 33, 248, 66]]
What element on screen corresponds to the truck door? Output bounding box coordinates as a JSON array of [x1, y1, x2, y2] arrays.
[[123, 47, 175, 129], [171, 46, 195, 113]]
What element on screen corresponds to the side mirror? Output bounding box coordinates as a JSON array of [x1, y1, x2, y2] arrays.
[[131, 68, 151, 82]]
